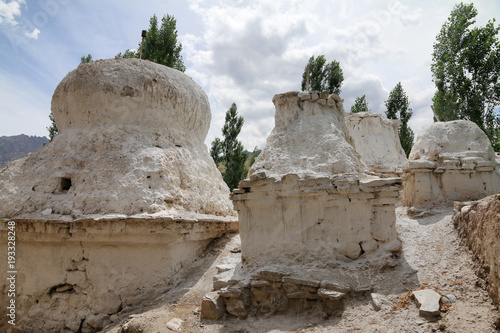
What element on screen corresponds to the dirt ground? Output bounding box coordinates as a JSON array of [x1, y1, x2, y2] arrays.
[[103, 206, 500, 333]]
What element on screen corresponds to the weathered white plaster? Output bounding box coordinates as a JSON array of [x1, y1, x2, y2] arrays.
[[402, 120, 500, 208], [234, 91, 402, 266], [0, 58, 235, 219], [219, 91, 403, 318], [345, 112, 407, 175], [250, 91, 365, 179], [0, 58, 237, 332]]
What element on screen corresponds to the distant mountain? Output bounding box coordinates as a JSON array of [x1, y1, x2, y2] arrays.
[[0, 134, 49, 168]]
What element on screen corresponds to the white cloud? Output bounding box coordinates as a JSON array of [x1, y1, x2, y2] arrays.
[[184, 0, 452, 150], [2, 0, 500, 149], [0, 0, 24, 26], [25, 27, 39, 39]]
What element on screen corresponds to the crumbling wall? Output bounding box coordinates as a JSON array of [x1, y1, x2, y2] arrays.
[[345, 112, 407, 175], [452, 195, 500, 304], [0, 217, 237, 332], [402, 120, 500, 208], [234, 174, 402, 265]]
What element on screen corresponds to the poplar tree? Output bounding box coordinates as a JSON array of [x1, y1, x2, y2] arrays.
[[115, 14, 185, 72], [301, 55, 344, 94], [140, 14, 185, 72], [350, 95, 369, 113], [47, 113, 58, 142], [385, 82, 414, 157], [210, 103, 248, 190], [80, 54, 93, 64], [431, 2, 500, 149]]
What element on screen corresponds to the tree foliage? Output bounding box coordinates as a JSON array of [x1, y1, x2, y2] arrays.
[[116, 49, 137, 59], [385, 82, 415, 157], [139, 14, 185, 72], [210, 138, 223, 166], [80, 54, 93, 64], [301, 55, 344, 94], [351, 95, 369, 113], [249, 146, 261, 167], [47, 112, 58, 142], [115, 14, 185, 71], [210, 103, 248, 190], [431, 2, 500, 149]]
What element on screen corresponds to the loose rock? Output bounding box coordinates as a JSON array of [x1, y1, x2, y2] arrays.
[[165, 318, 183, 331], [413, 289, 442, 317], [200, 292, 224, 320]]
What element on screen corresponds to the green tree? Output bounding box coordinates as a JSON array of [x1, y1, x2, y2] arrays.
[[351, 95, 369, 113], [385, 82, 415, 157], [249, 146, 261, 167], [140, 14, 185, 72], [80, 54, 93, 64], [210, 103, 248, 190], [301, 55, 344, 94], [431, 2, 500, 148], [47, 112, 58, 142], [210, 138, 223, 166], [116, 49, 137, 59]]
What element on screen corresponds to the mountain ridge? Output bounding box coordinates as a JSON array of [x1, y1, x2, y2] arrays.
[[0, 134, 49, 168]]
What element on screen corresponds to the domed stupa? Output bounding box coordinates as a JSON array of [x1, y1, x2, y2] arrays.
[[402, 120, 500, 208], [0, 58, 237, 332], [0, 58, 235, 219]]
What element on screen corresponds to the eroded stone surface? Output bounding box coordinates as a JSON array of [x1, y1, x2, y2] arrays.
[[250, 91, 365, 179], [402, 120, 500, 208], [233, 174, 402, 264], [52, 58, 210, 142], [0, 59, 237, 332], [222, 91, 402, 318], [345, 112, 407, 175], [0, 58, 235, 219]]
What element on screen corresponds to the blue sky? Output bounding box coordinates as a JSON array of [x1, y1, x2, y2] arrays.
[[1, 0, 499, 150]]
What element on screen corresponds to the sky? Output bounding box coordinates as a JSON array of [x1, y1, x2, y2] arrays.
[[1, 0, 499, 150]]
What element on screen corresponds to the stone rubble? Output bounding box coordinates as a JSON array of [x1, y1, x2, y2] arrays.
[[441, 294, 456, 304], [200, 292, 225, 320], [370, 293, 384, 311], [215, 271, 352, 318]]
